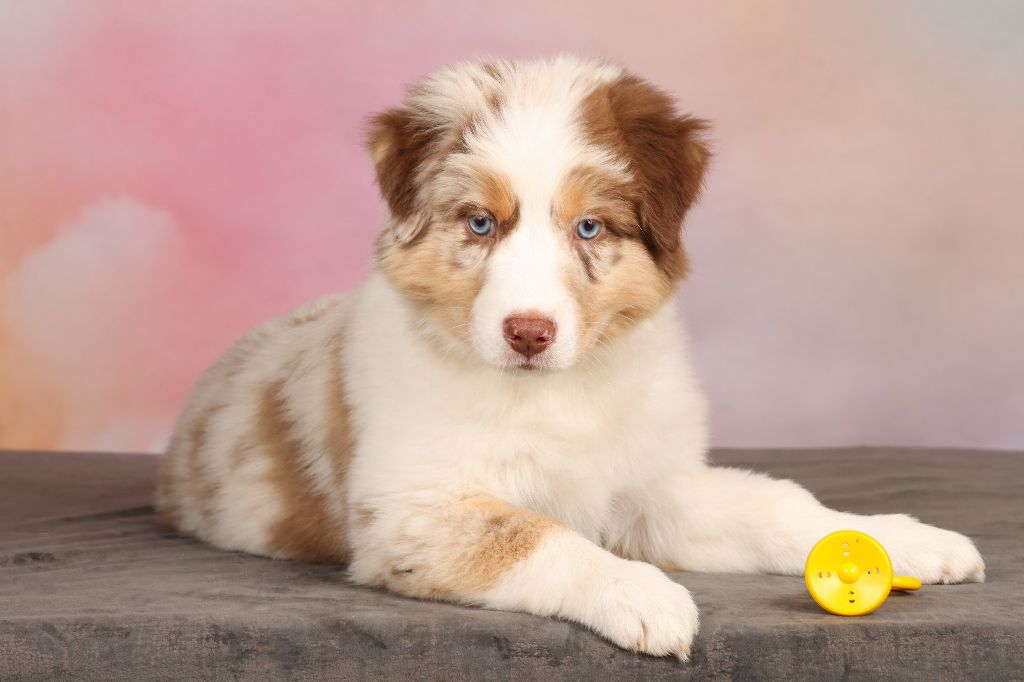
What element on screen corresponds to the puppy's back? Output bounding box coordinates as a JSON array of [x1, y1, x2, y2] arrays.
[[157, 292, 356, 563]]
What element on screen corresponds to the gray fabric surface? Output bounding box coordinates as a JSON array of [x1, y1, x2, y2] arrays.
[[1, 448, 1021, 681]]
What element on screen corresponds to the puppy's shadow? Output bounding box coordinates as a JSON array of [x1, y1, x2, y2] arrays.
[[770, 595, 834, 616], [771, 588, 918, 620]]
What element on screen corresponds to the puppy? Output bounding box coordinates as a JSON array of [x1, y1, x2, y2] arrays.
[[157, 56, 984, 659]]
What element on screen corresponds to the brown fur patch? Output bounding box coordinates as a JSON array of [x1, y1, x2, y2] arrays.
[[258, 342, 354, 563], [554, 165, 638, 282], [353, 503, 377, 531], [376, 155, 503, 339], [554, 165, 638, 239], [157, 401, 224, 533], [436, 159, 520, 223], [455, 496, 564, 593], [567, 239, 677, 350], [186, 403, 223, 525], [381, 495, 564, 600], [368, 95, 506, 248], [480, 61, 504, 85], [476, 167, 520, 231], [377, 225, 485, 339], [458, 64, 505, 147], [366, 108, 438, 222], [288, 305, 329, 327], [580, 74, 710, 282]]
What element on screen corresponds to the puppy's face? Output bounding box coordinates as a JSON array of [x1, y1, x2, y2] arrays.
[[368, 58, 709, 372]]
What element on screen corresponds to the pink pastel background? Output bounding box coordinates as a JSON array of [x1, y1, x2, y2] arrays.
[[2, 1, 1022, 453]]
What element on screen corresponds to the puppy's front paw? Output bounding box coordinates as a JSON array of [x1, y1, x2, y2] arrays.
[[579, 559, 699, 660], [865, 514, 985, 584]]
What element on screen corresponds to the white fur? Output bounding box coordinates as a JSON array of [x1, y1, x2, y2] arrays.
[[161, 56, 985, 660], [417, 57, 631, 371], [486, 530, 700, 659]]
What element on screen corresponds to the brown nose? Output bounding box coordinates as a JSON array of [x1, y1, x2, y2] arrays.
[[503, 315, 556, 358]]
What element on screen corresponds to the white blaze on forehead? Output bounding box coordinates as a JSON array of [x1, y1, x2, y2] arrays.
[[465, 57, 629, 204], [471, 206, 582, 369], [458, 58, 630, 370]]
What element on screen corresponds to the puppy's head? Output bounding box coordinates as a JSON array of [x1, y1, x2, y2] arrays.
[[368, 57, 709, 372]]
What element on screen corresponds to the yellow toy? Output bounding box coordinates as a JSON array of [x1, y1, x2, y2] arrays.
[[804, 530, 922, 616]]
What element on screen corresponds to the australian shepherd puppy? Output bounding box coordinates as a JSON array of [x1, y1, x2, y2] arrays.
[[158, 56, 984, 659]]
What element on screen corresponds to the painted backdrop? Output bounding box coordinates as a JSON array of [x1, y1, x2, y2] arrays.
[[2, 1, 1022, 452]]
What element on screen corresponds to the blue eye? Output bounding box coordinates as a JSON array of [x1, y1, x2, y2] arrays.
[[576, 218, 603, 240], [468, 215, 494, 236]]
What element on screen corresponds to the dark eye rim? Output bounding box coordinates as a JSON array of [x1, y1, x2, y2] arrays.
[[575, 217, 604, 240]]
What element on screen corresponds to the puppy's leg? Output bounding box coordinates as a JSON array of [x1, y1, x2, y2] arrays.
[[620, 467, 985, 584], [349, 493, 699, 659]]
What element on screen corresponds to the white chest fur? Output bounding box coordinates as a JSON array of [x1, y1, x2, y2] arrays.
[[343, 275, 710, 540]]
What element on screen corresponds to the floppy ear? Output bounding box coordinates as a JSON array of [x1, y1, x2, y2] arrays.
[[366, 107, 437, 242], [583, 76, 710, 258]]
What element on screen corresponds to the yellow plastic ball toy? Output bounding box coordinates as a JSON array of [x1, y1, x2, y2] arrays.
[[804, 530, 922, 616]]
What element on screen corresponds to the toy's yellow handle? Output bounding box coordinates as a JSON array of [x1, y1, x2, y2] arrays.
[[891, 575, 922, 591]]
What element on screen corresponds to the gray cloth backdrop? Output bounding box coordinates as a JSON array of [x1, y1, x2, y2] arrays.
[[1, 448, 1022, 681]]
